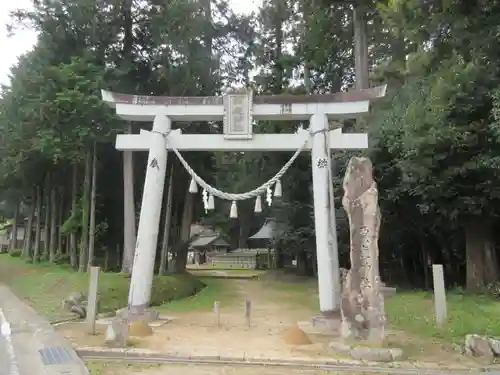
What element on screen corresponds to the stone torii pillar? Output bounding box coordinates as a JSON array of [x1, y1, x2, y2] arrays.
[[102, 86, 387, 321]]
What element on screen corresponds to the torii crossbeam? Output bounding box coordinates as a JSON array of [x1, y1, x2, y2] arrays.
[[102, 86, 387, 322]]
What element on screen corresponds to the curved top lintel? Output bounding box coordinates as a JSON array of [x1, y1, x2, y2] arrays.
[[101, 85, 387, 108]]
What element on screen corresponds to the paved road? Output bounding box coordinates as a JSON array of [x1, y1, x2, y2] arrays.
[[0, 285, 89, 375], [0, 327, 12, 375]]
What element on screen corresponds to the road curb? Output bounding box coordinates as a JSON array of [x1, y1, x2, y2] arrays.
[[76, 346, 487, 374]]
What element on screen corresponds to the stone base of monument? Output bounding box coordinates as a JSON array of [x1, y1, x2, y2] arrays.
[[296, 312, 341, 336], [329, 341, 403, 362], [298, 319, 338, 336], [311, 314, 341, 332], [116, 307, 160, 323]]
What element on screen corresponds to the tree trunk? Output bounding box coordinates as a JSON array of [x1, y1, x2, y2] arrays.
[[353, 4, 369, 90], [296, 250, 308, 276], [120, 0, 136, 273], [104, 248, 109, 271], [9, 201, 19, 252], [465, 220, 498, 291], [43, 175, 51, 258], [302, 0, 313, 94], [159, 167, 174, 275], [171, 188, 194, 273], [237, 203, 252, 249], [33, 186, 42, 263], [70, 165, 78, 270], [49, 186, 57, 262], [57, 188, 64, 255], [484, 233, 499, 284], [276, 243, 285, 268], [23, 193, 35, 259], [88, 142, 98, 270], [79, 150, 92, 272], [312, 251, 317, 276], [421, 240, 430, 289]]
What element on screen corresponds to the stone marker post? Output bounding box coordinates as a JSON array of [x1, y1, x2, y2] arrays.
[[432, 264, 447, 328], [245, 299, 251, 328], [86, 266, 100, 334], [214, 301, 220, 326]]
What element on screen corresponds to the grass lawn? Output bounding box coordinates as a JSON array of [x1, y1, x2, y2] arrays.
[[0, 254, 204, 322], [386, 290, 500, 343], [267, 278, 319, 310], [260, 277, 500, 344]]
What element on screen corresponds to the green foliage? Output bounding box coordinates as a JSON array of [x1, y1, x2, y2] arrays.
[[53, 253, 71, 265], [372, 58, 500, 219], [8, 249, 22, 258], [61, 201, 82, 235], [1, 0, 500, 288]]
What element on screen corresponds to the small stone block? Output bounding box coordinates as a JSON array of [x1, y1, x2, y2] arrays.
[[105, 318, 128, 348], [465, 334, 495, 363], [351, 346, 403, 362], [329, 341, 403, 362], [488, 337, 500, 356]]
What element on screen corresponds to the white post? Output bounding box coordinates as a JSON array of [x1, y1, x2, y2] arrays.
[[86, 266, 100, 334], [123, 151, 136, 271], [326, 130, 341, 312], [127, 114, 170, 318], [123, 122, 136, 273], [310, 113, 340, 314], [432, 264, 447, 328], [214, 300, 220, 326]]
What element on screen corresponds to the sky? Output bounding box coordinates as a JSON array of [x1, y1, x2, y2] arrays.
[[0, 0, 260, 86]]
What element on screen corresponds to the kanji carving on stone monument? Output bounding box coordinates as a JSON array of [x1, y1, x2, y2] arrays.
[[340, 157, 386, 343]]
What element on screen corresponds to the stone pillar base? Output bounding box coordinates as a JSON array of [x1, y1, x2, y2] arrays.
[[311, 310, 341, 333], [116, 307, 160, 323]]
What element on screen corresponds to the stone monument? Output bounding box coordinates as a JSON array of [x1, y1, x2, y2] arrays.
[[340, 157, 386, 343]]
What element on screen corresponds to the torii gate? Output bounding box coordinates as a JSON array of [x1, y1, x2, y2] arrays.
[[101, 86, 387, 321]]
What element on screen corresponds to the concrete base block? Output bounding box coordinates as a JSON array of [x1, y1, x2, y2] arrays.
[[115, 307, 160, 323]]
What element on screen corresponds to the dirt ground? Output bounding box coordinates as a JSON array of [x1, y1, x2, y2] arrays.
[[59, 279, 480, 371]]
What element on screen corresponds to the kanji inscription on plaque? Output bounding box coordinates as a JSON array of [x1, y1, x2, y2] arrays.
[[223, 89, 253, 140]]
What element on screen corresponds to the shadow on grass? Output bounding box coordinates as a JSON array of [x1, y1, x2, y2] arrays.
[[162, 278, 239, 313]]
